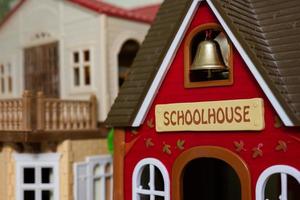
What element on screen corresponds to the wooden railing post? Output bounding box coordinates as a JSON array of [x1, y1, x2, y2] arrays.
[[36, 91, 45, 130], [22, 90, 32, 131], [90, 94, 97, 129]]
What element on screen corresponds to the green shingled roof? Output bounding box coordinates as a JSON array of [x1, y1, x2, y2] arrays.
[[106, 0, 300, 127]]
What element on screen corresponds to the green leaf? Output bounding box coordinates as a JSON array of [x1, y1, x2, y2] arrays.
[[107, 128, 114, 155]]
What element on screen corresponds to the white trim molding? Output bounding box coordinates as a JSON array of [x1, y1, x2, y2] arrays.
[[132, 158, 170, 200], [132, 0, 294, 127], [14, 153, 61, 200], [256, 165, 300, 200]]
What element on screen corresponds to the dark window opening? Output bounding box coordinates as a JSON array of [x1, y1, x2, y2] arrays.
[[139, 194, 150, 200], [84, 65, 91, 85], [42, 190, 52, 200], [24, 168, 35, 184], [140, 165, 150, 190], [155, 166, 164, 191], [8, 76, 12, 92], [42, 168, 53, 184], [0, 64, 4, 74], [74, 67, 80, 86], [1, 78, 5, 93], [24, 190, 35, 200], [183, 158, 241, 200], [73, 52, 79, 63], [118, 40, 139, 87], [265, 173, 300, 200], [84, 50, 90, 62]]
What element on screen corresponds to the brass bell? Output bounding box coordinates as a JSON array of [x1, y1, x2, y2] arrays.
[[191, 40, 226, 71]]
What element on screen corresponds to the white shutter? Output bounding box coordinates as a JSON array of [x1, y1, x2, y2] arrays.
[[74, 162, 88, 200]]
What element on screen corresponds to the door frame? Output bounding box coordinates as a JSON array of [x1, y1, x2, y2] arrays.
[[172, 146, 251, 200]]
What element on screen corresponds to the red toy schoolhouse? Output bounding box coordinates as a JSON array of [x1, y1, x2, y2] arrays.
[[106, 0, 300, 200]]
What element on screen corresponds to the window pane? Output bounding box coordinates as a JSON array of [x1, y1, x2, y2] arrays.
[[8, 76, 12, 92], [42, 190, 53, 200], [288, 175, 300, 200], [7, 63, 11, 74], [154, 166, 164, 191], [94, 164, 101, 176], [94, 178, 101, 200], [155, 196, 164, 200], [73, 52, 79, 63], [84, 66, 90, 85], [84, 50, 90, 62], [74, 67, 80, 86], [265, 173, 281, 200], [105, 163, 112, 174], [42, 168, 53, 184], [24, 168, 35, 184], [24, 190, 35, 200], [106, 176, 112, 200], [1, 78, 5, 93], [140, 165, 150, 190], [139, 194, 150, 200]]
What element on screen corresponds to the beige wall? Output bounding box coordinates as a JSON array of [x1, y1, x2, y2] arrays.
[[0, 138, 108, 200], [0, 144, 16, 200], [57, 138, 108, 200]]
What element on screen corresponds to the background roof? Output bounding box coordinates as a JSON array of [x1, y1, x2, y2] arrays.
[[0, 0, 160, 30]]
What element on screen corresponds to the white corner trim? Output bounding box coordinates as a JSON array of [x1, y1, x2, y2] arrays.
[[255, 165, 300, 200], [132, 0, 294, 127], [132, 158, 170, 200], [132, 0, 202, 127], [206, 0, 293, 126]]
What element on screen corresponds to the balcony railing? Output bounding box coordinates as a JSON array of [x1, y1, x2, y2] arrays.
[[0, 91, 97, 132]]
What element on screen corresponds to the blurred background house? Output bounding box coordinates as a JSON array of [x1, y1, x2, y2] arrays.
[[0, 0, 160, 200]]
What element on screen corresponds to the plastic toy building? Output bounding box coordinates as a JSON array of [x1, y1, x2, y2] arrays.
[[0, 0, 159, 200], [106, 0, 300, 200]]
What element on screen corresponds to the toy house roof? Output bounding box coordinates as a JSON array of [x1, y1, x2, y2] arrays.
[[0, 0, 160, 30], [68, 0, 160, 23], [106, 0, 300, 128]]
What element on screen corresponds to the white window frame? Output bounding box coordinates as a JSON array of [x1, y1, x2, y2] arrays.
[[132, 158, 170, 200], [14, 153, 60, 200], [70, 47, 94, 92], [256, 165, 300, 200], [74, 155, 113, 200]]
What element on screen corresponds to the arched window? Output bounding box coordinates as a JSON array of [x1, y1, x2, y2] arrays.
[[118, 40, 139, 87], [256, 165, 300, 200], [74, 155, 113, 200], [132, 158, 170, 200]]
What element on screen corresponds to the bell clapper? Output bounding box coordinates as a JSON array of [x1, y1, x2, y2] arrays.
[[208, 69, 212, 79]]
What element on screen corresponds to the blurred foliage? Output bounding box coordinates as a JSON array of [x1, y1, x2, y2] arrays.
[[0, 0, 17, 20]]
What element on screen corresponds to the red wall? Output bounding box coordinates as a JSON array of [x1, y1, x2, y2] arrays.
[[123, 2, 300, 200]]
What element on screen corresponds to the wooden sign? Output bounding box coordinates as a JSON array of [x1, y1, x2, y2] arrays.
[[155, 98, 265, 132]]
